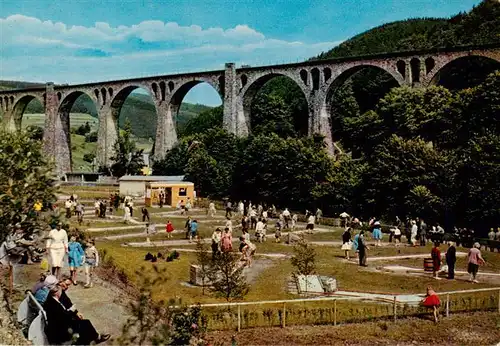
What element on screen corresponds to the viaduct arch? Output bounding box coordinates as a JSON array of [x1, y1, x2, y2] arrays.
[[0, 45, 498, 176]]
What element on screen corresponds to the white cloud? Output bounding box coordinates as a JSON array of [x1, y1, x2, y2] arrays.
[[0, 14, 343, 102]]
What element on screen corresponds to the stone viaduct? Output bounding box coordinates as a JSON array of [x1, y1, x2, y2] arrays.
[[0, 45, 499, 176]]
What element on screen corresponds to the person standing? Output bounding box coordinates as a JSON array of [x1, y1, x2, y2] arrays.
[[141, 207, 150, 223], [341, 227, 352, 260], [249, 208, 257, 229], [165, 220, 174, 238], [352, 232, 360, 258], [46, 223, 68, 280], [184, 216, 192, 239], [84, 240, 99, 288], [34, 200, 43, 218], [238, 201, 244, 216], [315, 208, 323, 225], [67, 236, 84, 285], [94, 199, 100, 217], [65, 199, 72, 219], [306, 213, 315, 232], [410, 220, 418, 246], [75, 203, 84, 225], [189, 219, 198, 242], [372, 221, 383, 247], [225, 217, 233, 233], [488, 228, 496, 252], [393, 226, 402, 246], [145, 223, 156, 243], [221, 228, 232, 252], [467, 242, 485, 283], [431, 242, 441, 280], [282, 208, 291, 229], [211, 228, 222, 258], [420, 219, 428, 246], [225, 201, 232, 218], [159, 192, 164, 208], [208, 202, 216, 218], [123, 204, 131, 223], [275, 219, 282, 243], [358, 231, 369, 266], [445, 241, 457, 280]]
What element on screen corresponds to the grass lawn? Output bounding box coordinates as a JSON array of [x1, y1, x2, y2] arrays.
[[207, 311, 500, 345]]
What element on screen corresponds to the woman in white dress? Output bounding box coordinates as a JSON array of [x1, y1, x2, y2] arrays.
[[46, 223, 68, 279], [123, 205, 131, 223]]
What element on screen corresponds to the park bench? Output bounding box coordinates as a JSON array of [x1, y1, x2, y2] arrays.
[[17, 291, 49, 345], [17, 291, 76, 346]]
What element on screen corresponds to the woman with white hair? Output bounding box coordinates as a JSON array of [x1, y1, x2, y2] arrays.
[[467, 242, 485, 283]]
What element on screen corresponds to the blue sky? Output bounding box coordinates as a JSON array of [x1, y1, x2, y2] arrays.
[[0, 0, 481, 105]]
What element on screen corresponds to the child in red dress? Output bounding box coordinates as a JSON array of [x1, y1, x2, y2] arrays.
[[431, 242, 441, 279], [165, 220, 174, 238], [421, 286, 441, 322]]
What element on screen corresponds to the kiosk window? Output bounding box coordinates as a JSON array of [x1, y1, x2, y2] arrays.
[[179, 188, 187, 196]]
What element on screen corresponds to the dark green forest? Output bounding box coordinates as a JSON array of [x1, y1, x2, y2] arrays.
[[153, 0, 500, 233]]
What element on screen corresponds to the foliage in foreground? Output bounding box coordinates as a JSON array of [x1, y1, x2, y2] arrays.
[[119, 266, 206, 346], [208, 251, 249, 303], [0, 128, 58, 243]]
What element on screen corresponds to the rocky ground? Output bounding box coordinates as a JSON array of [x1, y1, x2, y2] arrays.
[[0, 267, 29, 345]]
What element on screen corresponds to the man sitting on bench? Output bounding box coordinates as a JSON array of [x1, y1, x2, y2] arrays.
[[44, 285, 110, 345]]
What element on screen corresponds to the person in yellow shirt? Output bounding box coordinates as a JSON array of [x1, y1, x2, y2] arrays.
[[34, 201, 43, 217]]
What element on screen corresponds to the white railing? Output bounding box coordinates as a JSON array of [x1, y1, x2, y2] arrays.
[[186, 287, 500, 331]]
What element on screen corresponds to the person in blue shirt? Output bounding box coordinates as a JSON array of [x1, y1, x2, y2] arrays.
[[189, 220, 198, 242], [67, 236, 84, 285]]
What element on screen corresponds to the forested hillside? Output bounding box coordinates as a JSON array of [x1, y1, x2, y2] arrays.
[[315, 0, 500, 59]]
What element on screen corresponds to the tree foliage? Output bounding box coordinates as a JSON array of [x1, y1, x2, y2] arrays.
[[109, 120, 144, 177], [195, 239, 211, 295], [119, 266, 205, 346], [207, 251, 249, 303], [0, 129, 58, 242], [290, 238, 316, 277]]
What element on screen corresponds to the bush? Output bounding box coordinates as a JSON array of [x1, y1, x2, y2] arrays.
[[85, 131, 98, 143], [83, 153, 96, 164]]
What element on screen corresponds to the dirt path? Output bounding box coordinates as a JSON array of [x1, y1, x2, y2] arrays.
[[242, 258, 276, 283]]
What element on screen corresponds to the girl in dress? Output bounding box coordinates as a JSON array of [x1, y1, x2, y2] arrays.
[[123, 205, 131, 223], [431, 242, 441, 279], [46, 223, 68, 280], [84, 240, 99, 288], [372, 221, 383, 246], [165, 220, 174, 238], [421, 286, 441, 322], [68, 236, 84, 285], [221, 228, 232, 252]]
